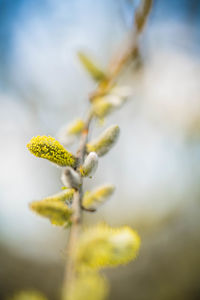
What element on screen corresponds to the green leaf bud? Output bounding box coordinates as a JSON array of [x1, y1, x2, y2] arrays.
[[61, 167, 82, 189], [86, 125, 120, 157], [78, 51, 107, 82], [79, 152, 98, 177], [76, 223, 141, 270], [27, 135, 76, 167], [82, 184, 115, 210], [30, 199, 73, 226]]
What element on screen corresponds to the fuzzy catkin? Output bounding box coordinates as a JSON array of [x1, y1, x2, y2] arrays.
[[87, 125, 120, 157], [27, 135, 76, 167]]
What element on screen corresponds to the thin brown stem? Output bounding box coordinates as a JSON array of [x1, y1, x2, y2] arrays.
[[89, 0, 152, 101], [62, 111, 93, 298]]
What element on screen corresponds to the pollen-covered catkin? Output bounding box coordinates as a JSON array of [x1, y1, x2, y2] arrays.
[[27, 135, 76, 167]]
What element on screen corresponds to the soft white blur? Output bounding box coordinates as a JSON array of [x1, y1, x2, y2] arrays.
[[0, 1, 200, 265]]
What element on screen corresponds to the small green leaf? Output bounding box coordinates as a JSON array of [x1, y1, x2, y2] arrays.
[[76, 223, 140, 270], [30, 199, 73, 226], [82, 185, 114, 210], [27, 135, 77, 167], [78, 51, 107, 82], [87, 125, 120, 157]]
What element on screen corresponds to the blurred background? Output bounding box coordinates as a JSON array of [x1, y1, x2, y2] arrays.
[[0, 0, 200, 299]]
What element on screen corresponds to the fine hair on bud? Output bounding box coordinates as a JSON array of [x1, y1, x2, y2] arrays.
[[82, 184, 115, 210], [80, 152, 98, 177], [61, 167, 82, 189], [30, 200, 73, 226], [39, 189, 75, 205], [87, 125, 120, 157]]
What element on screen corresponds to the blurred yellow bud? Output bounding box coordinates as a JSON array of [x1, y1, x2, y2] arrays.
[[30, 199, 73, 226], [64, 272, 108, 300], [67, 119, 85, 135], [39, 189, 75, 204], [78, 51, 107, 82], [58, 119, 85, 146], [27, 135, 76, 167], [76, 223, 140, 270], [79, 152, 98, 177], [87, 125, 120, 156], [92, 86, 133, 118], [92, 98, 113, 118], [10, 291, 47, 300], [82, 184, 115, 210]]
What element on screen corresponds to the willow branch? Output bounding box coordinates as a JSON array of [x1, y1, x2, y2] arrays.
[[62, 111, 93, 296], [63, 0, 153, 297]]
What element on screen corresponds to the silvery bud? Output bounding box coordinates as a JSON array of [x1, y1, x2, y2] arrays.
[[87, 125, 120, 157], [61, 167, 82, 189], [79, 152, 98, 177]]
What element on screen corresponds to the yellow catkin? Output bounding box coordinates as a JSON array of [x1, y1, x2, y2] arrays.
[[41, 189, 75, 203], [86, 125, 120, 157], [82, 185, 114, 209], [27, 135, 76, 167], [76, 223, 141, 270], [30, 200, 73, 226]]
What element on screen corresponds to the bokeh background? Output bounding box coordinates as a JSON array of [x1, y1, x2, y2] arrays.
[[1, 0, 200, 299]]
